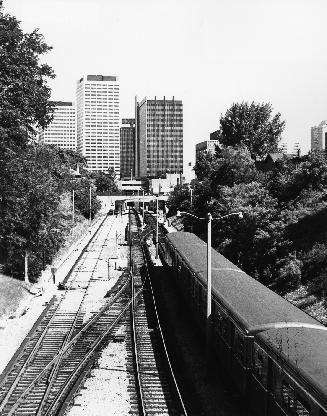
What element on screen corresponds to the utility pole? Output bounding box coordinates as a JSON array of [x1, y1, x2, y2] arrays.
[[206, 213, 212, 360], [24, 251, 29, 284], [156, 197, 159, 259], [89, 186, 92, 224], [72, 189, 75, 223], [142, 190, 145, 226]]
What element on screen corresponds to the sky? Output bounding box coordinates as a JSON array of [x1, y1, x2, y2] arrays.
[[5, 0, 327, 166]]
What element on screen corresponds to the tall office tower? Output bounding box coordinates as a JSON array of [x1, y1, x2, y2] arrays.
[[76, 75, 120, 174], [311, 121, 327, 152], [278, 142, 288, 154], [195, 139, 220, 163], [38, 101, 76, 150], [292, 142, 301, 156], [120, 118, 135, 179], [135, 96, 183, 178]]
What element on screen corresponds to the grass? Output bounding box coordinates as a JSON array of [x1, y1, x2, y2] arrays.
[[0, 274, 32, 320]]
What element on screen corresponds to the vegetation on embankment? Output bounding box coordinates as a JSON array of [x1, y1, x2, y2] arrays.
[[168, 102, 327, 322], [0, 10, 117, 281]]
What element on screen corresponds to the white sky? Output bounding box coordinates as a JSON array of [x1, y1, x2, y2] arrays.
[[5, 0, 327, 165]]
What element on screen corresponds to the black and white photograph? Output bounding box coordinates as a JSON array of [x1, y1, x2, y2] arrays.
[[1, 0, 327, 415]]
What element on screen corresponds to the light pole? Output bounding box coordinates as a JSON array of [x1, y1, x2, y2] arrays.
[[156, 196, 159, 259], [177, 210, 243, 356], [190, 187, 193, 208], [89, 185, 92, 225], [72, 164, 81, 224], [142, 190, 145, 226], [72, 189, 75, 223]]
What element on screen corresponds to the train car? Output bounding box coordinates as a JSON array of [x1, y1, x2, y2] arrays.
[[159, 232, 327, 416], [114, 199, 125, 215]]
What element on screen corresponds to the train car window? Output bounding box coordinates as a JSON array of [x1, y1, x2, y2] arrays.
[[234, 330, 244, 363], [187, 269, 193, 291], [167, 244, 173, 266], [189, 270, 194, 294], [254, 350, 264, 380], [295, 397, 310, 416], [267, 357, 276, 393], [214, 308, 223, 335], [177, 257, 182, 276], [197, 284, 203, 308], [221, 317, 229, 343], [282, 382, 295, 412]]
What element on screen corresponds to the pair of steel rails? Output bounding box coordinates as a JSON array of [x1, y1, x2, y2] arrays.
[[0, 210, 187, 415]]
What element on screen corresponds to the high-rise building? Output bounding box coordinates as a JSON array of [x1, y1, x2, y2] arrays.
[[120, 118, 135, 179], [38, 101, 76, 150], [76, 75, 120, 174], [278, 142, 288, 154], [195, 139, 220, 163], [292, 142, 301, 156], [210, 129, 220, 141], [311, 121, 327, 152], [195, 129, 220, 164], [135, 96, 183, 178]]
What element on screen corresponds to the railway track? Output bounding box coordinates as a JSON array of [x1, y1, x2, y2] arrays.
[[128, 211, 187, 416], [0, 213, 133, 416], [0, 209, 186, 415]]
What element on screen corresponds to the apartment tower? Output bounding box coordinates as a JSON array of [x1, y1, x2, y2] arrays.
[[311, 121, 327, 152], [39, 101, 76, 150], [76, 75, 120, 174], [135, 96, 183, 178], [120, 118, 135, 179]]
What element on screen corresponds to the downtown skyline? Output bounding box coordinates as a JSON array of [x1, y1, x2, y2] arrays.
[[5, 0, 327, 166]]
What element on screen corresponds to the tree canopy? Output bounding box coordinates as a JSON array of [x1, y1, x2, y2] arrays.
[[169, 144, 327, 299], [0, 11, 55, 149], [0, 10, 102, 281], [219, 102, 285, 159]]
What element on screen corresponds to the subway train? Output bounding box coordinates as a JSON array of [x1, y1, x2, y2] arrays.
[[158, 231, 327, 416]]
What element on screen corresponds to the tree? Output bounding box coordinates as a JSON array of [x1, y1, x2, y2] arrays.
[[301, 243, 327, 296], [0, 11, 55, 149], [1, 145, 65, 280], [193, 151, 219, 181], [74, 178, 101, 220], [210, 147, 258, 189], [219, 102, 285, 159], [92, 170, 118, 195], [167, 184, 193, 216]]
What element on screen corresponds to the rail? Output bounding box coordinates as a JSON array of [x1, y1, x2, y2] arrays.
[[135, 208, 188, 415]]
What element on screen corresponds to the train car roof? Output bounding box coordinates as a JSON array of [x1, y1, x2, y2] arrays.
[[166, 232, 317, 328], [167, 232, 327, 398], [260, 327, 327, 401]]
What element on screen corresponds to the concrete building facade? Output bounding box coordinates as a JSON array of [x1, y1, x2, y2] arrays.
[[311, 121, 327, 152], [39, 101, 76, 150], [278, 142, 288, 154], [195, 139, 220, 163], [292, 142, 301, 156], [76, 75, 120, 174], [120, 118, 135, 179], [135, 96, 183, 178]]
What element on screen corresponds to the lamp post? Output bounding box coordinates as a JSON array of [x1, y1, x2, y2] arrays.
[[177, 210, 243, 356], [142, 190, 145, 226], [72, 164, 81, 224], [156, 196, 159, 259], [72, 190, 75, 223], [89, 185, 92, 225]]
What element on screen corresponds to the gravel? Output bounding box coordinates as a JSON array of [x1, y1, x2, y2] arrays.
[[66, 338, 131, 416]]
